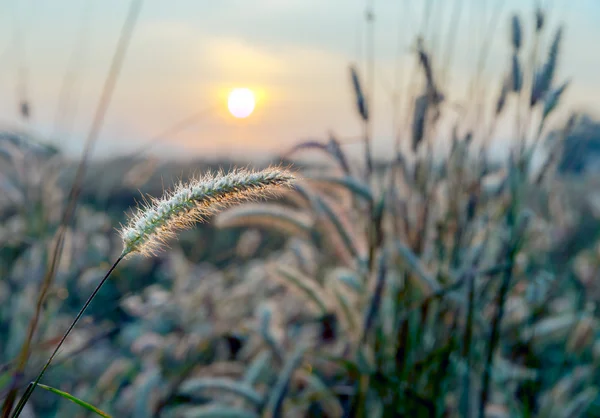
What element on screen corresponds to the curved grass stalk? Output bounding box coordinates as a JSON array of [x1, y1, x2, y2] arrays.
[[314, 196, 366, 264], [215, 203, 314, 240], [269, 265, 330, 315], [307, 175, 373, 203]]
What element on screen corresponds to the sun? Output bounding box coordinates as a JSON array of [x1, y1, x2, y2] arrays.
[[227, 88, 256, 118]]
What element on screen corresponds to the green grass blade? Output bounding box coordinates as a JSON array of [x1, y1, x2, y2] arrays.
[[243, 350, 272, 385], [274, 265, 329, 315], [315, 196, 363, 262], [36, 383, 112, 417], [264, 344, 306, 418], [394, 240, 441, 295]]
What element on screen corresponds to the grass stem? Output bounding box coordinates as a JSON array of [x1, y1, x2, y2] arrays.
[[10, 256, 124, 418]]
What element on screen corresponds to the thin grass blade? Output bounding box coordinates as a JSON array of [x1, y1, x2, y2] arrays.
[[263, 345, 306, 418], [36, 383, 111, 418]]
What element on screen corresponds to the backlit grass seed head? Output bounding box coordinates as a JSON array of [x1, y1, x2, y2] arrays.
[[120, 167, 295, 257]]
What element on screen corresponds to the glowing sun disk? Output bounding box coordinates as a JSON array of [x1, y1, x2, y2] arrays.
[[228, 88, 256, 118]]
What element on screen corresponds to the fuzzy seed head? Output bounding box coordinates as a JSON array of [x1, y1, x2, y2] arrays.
[[120, 167, 295, 257]]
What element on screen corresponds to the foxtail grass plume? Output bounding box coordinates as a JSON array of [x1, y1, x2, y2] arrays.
[[349, 64, 368, 122], [120, 167, 295, 256], [412, 94, 428, 151], [511, 53, 523, 92], [535, 7, 545, 32], [511, 14, 522, 51], [496, 75, 510, 115], [542, 79, 570, 120], [531, 26, 563, 106]]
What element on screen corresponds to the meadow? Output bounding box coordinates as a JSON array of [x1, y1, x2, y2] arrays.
[[1, 2, 600, 418]]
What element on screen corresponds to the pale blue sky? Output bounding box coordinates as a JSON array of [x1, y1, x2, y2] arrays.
[[0, 0, 598, 160]]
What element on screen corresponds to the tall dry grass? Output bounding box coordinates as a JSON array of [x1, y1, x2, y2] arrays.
[[0, 3, 599, 418]]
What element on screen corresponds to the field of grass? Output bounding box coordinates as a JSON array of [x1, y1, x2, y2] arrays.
[[1, 3, 600, 418]]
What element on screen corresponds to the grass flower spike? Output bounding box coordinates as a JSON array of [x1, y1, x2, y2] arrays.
[[12, 167, 294, 418], [120, 167, 296, 257]]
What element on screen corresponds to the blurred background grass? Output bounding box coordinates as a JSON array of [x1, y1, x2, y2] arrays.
[[1, 1, 600, 417]]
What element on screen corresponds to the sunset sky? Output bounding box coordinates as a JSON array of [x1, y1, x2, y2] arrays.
[[0, 0, 598, 161]]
